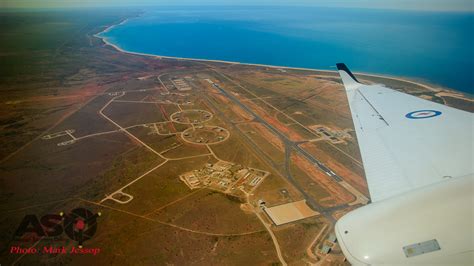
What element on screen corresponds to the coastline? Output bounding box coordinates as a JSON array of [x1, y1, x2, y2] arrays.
[[94, 17, 471, 99]]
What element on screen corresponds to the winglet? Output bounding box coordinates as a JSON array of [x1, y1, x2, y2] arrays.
[[337, 63, 361, 90]]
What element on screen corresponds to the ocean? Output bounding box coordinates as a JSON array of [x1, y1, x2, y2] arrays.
[[99, 6, 474, 93]]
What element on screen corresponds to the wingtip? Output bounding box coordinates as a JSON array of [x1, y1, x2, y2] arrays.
[[336, 63, 360, 83]]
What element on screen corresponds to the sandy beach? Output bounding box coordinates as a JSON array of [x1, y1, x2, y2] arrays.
[[94, 18, 472, 99]]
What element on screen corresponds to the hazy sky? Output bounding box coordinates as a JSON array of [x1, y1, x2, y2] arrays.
[[2, 0, 473, 11]]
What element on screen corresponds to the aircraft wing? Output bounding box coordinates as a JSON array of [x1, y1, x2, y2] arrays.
[[337, 63, 473, 202]]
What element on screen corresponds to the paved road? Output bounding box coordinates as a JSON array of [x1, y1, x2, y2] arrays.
[[210, 78, 348, 222]]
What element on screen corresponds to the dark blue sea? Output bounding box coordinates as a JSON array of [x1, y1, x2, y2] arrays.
[[99, 6, 474, 93]]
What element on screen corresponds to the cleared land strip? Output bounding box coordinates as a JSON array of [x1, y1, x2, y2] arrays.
[[166, 153, 212, 161], [204, 134, 286, 265], [306, 223, 329, 262], [256, 211, 287, 266], [80, 198, 266, 237], [0, 85, 109, 165], [157, 73, 171, 94], [95, 86, 216, 204], [43, 121, 176, 144], [98, 92, 167, 160], [216, 69, 363, 167], [113, 100, 182, 104], [2, 197, 76, 213], [143, 189, 204, 217], [205, 76, 339, 215], [99, 160, 168, 203], [209, 70, 366, 207]]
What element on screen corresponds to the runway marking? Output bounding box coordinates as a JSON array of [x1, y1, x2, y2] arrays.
[[214, 70, 363, 167]]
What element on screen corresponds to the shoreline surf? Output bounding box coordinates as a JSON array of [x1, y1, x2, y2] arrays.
[[94, 16, 471, 98]]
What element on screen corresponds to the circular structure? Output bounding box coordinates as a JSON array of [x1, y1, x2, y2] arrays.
[[181, 126, 230, 145], [405, 110, 442, 119], [170, 109, 213, 124]]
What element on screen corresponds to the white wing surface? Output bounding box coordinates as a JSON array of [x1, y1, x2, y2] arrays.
[[337, 63, 473, 202]]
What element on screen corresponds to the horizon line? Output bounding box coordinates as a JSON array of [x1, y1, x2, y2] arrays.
[[1, 4, 473, 13]]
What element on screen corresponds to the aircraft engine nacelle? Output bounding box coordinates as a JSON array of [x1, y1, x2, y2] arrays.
[[335, 174, 473, 265]]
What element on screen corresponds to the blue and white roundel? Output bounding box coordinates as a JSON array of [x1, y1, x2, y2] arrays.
[[405, 110, 442, 119]]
